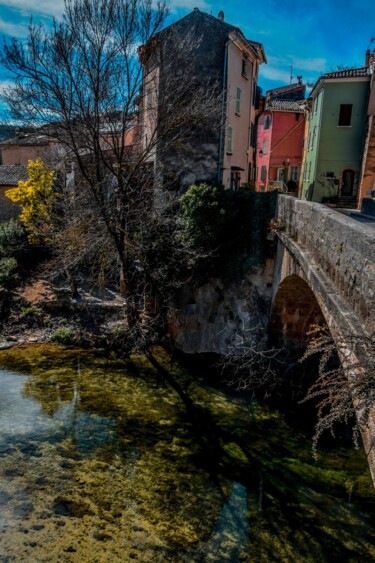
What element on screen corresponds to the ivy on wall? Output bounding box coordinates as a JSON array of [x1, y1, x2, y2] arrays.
[[179, 184, 277, 281]]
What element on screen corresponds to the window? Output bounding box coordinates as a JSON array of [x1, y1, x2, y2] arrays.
[[291, 166, 300, 182], [226, 126, 233, 154], [307, 161, 311, 181], [315, 92, 320, 115], [236, 87, 241, 115], [264, 115, 271, 130], [261, 165, 267, 182], [311, 125, 316, 147], [302, 163, 306, 181], [338, 104, 352, 126], [262, 140, 268, 155], [255, 166, 258, 181], [242, 58, 247, 77], [308, 131, 312, 150], [230, 171, 241, 190]]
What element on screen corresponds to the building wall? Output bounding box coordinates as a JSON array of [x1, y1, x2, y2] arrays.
[[298, 106, 311, 197], [146, 10, 264, 191], [154, 11, 231, 190], [300, 88, 323, 200], [255, 111, 272, 191], [222, 40, 257, 189], [268, 111, 304, 185], [301, 79, 369, 202], [256, 109, 304, 191], [1, 144, 50, 166], [359, 58, 375, 206]]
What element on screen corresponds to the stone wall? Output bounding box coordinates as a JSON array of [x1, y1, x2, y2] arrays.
[[276, 194, 375, 336], [168, 260, 274, 354]]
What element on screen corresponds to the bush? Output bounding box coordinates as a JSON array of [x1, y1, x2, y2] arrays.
[[179, 184, 277, 278], [180, 183, 238, 250], [51, 328, 75, 344], [0, 257, 18, 288], [0, 220, 27, 260]]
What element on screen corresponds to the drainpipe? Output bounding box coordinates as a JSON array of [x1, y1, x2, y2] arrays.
[[218, 34, 238, 186]]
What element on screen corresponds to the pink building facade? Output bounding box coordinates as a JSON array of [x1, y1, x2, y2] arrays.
[[255, 83, 305, 192]]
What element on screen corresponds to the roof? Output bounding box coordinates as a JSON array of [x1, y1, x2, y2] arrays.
[[0, 133, 50, 147], [266, 82, 306, 101], [320, 67, 369, 79], [144, 8, 266, 64], [246, 39, 267, 64], [310, 67, 370, 97], [266, 99, 305, 112], [0, 165, 28, 186], [267, 83, 302, 96]]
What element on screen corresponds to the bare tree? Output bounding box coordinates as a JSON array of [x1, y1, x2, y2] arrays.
[[0, 0, 220, 329], [299, 325, 375, 455], [220, 327, 283, 396]]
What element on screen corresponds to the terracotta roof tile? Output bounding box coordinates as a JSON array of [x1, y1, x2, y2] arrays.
[[321, 67, 369, 79], [0, 165, 28, 186], [265, 99, 305, 112]]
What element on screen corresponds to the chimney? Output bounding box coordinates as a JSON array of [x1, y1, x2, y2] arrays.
[[218, 10, 224, 21], [366, 49, 371, 67]]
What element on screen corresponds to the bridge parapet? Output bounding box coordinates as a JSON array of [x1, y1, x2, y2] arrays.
[[276, 195, 375, 336]]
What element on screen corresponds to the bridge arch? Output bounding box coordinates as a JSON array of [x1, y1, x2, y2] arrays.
[[272, 196, 375, 483], [269, 274, 327, 349]]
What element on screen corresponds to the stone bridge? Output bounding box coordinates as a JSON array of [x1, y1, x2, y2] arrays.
[[271, 194, 375, 482]]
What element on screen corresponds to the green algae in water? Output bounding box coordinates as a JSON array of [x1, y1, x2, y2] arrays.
[[0, 344, 374, 562]]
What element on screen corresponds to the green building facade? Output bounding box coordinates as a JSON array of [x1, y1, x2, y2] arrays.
[[301, 68, 370, 203]]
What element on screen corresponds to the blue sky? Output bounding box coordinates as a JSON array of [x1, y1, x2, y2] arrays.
[[0, 0, 373, 104]]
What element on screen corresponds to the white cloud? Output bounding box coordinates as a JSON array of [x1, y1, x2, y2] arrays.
[[0, 0, 64, 17], [169, 0, 211, 13], [0, 79, 15, 94], [289, 56, 327, 73], [0, 16, 29, 37], [260, 66, 291, 84]]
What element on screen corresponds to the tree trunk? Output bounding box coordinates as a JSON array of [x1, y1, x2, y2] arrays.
[[66, 268, 79, 299]]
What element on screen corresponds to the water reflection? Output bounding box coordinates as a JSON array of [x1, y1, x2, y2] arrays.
[[0, 344, 374, 562]]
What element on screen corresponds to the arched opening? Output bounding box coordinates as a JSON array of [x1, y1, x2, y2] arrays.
[[269, 274, 327, 349]]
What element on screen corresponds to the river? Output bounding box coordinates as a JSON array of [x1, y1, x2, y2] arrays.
[[0, 344, 374, 562]]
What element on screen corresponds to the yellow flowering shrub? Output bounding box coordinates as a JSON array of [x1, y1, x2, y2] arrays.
[[6, 159, 58, 243]]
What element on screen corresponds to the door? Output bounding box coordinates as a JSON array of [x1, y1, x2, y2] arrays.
[[341, 169, 355, 196]]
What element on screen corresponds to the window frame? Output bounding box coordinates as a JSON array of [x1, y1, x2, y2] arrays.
[[226, 125, 233, 154], [235, 87, 241, 115], [241, 58, 247, 78], [261, 165, 267, 182], [338, 104, 353, 127], [264, 115, 271, 130]]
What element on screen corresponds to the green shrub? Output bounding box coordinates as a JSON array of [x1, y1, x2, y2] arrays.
[[0, 257, 18, 288], [51, 328, 75, 344], [179, 184, 277, 278], [0, 220, 27, 260], [21, 306, 43, 319]]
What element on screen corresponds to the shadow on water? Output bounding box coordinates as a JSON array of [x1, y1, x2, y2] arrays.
[[0, 344, 374, 562]]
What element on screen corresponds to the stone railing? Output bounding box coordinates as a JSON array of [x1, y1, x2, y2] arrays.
[[276, 194, 375, 335]]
